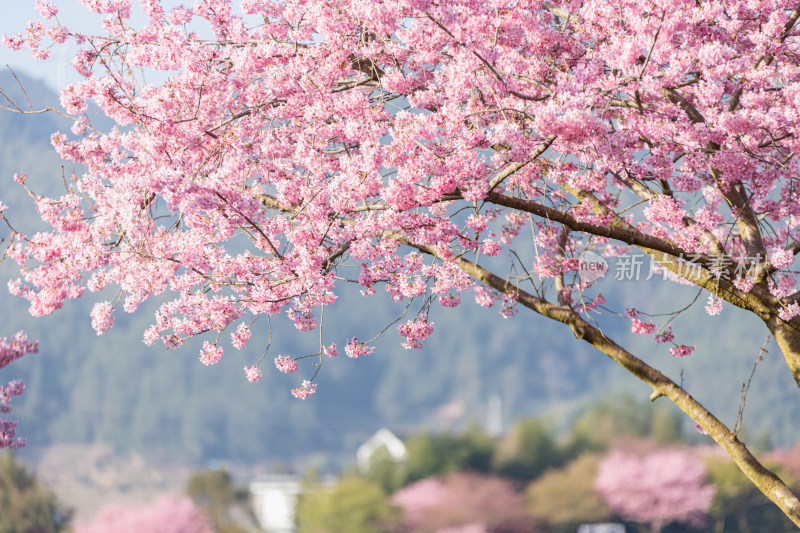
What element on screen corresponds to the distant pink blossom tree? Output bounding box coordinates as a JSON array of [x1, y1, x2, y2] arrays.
[[75, 495, 214, 533], [392, 471, 533, 533], [0, 330, 37, 449], [392, 477, 449, 528], [595, 449, 717, 533], [3, 0, 800, 522]]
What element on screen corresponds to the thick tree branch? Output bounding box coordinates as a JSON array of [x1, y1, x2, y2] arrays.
[[483, 190, 692, 260], [486, 135, 556, 192], [660, 87, 706, 124], [258, 188, 800, 340], [720, 178, 767, 261], [611, 170, 726, 256]]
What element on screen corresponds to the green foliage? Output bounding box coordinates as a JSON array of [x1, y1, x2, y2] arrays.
[[403, 424, 495, 484], [0, 452, 71, 533], [492, 418, 561, 481], [296, 476, 401, 533], [565, 394, 685, 455], [365, 445, 408, 493], [524, 454, 613, 532], [404, 433, 445, 482], [185, 468, 250, 533], [451, 424, 496, 473], [650, 403, 684, 444]]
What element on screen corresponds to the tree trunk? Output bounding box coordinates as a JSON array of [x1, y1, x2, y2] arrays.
[[768, 318, 800, 390]]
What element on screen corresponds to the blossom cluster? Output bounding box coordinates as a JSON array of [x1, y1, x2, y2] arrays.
[[274, 356, 299, 374], [243, 366, 262, 383], [669, 345, 695, 358], [0, 331, 37, 370], [398, 316, 434, 350], [199, 342, 223, 366], [344, 338, 375, 358], [291, 380, 317, 400], [231, 323, 252, 350], [0, 332, 37, 449], [626, 310, 695, 359]]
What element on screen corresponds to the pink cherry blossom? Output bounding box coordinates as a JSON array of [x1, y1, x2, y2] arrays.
[[769, 247, 795, 270], [90, 301, 115, 335], [199, 342, 223, 366], [398, 315, 435, 349], [439, 293, 461, 308], [324, 343, 339, 357], [631, 319, 656, 335], [705, 295, 723, 316], [733, 276, 755, 293], [35, 2, 58, 19], [499, 292, 519, 319], [274, 355, 299, 373], [780, 303, 800, 322], [0, 419, 25, 449], [655, 326, 675, 344], [0, 332, 37, 449], [480, 239, 502, 256], [474, 287, 494, 308], [231, 323, 251, 349], [770, 275, 797, 299], [75, 495, 214, 533], [244, 366, 262, 383], [670, 345, 695, 358], [344, 338, 375, 358], [0, 331, 37, 370], [466, 214, 488, 232], [291, 380, 317, 399]]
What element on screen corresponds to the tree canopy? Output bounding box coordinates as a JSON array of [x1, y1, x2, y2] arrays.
[[4, 0, 800, 523], [595, 449, 716, 533], [75, 495, 213, 533]]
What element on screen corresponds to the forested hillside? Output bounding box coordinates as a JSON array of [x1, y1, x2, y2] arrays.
[[1, 71, 798, 467]]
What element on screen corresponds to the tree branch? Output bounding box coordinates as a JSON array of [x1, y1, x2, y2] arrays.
[[396, 238, 800, 526], [486, 135, 556, 192], [756, 1, 800, 68]]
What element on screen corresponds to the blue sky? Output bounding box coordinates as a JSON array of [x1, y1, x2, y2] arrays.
[[0, 1, 236, 91], [1, 2, 92, 90]]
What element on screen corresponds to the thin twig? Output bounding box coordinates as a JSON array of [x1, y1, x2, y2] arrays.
[[734, 334, 772, 435]]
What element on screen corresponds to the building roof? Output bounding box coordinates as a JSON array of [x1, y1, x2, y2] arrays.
[[355, 428, 407, 472]]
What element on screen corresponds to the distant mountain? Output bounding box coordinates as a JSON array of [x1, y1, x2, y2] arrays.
[[0, 70, 797, 470]]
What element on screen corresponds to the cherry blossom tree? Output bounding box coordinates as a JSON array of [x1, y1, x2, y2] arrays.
[[75, 495, 214, 533], [392, 472, 533, 533], [0, 330, 37, 449], [3, 0, 800, 522], [595, 449, 716, 533]]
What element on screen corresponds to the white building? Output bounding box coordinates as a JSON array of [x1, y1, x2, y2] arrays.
[[355, 428, 408, 472], [249, 475, 303, 533], [577, 524, 625, 533], [250, 428, 407, 532]]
